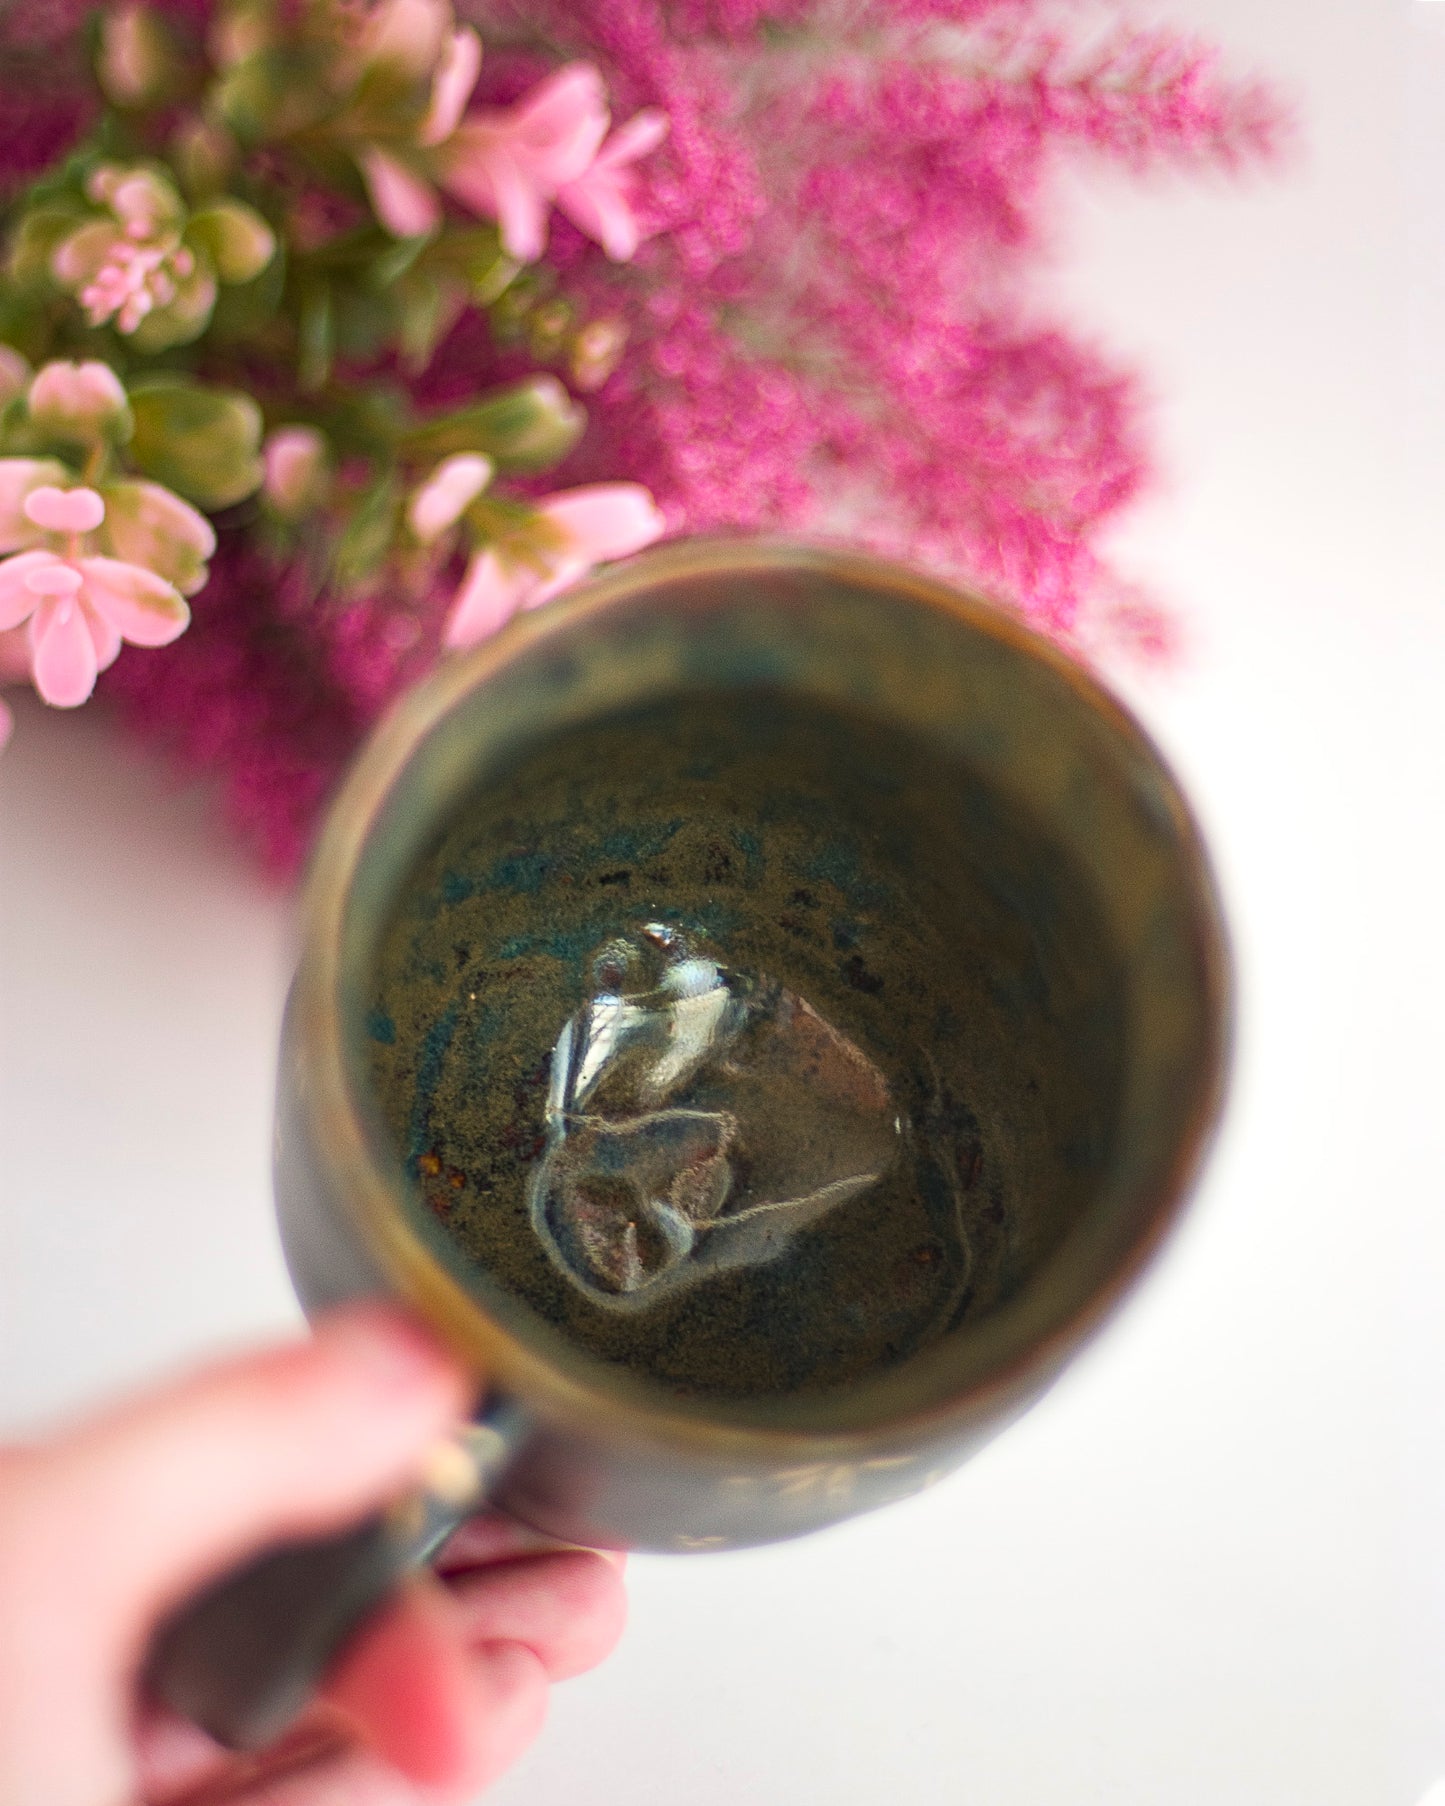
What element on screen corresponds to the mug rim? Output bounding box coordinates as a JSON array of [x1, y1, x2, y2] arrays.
[[292, 536, 1232, 1459]]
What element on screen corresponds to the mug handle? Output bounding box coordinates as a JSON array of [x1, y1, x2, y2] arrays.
[[142, 1412, 520, 1751]]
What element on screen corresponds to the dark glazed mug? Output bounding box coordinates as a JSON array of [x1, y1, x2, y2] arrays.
[[146, 539, 1230, 1750]]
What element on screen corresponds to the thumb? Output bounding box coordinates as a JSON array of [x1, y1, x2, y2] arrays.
[[10, 1305, 471, 1668]]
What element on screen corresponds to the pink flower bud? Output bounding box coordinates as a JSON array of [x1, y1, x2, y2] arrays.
[[408, 453, 494, 543], [262, 426, 330, 519], [27, 361, 130, 439]]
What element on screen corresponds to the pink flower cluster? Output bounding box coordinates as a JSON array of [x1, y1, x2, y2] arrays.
[[72, 0, 1282, 872]]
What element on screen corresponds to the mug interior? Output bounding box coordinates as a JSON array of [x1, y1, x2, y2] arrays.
[[306, 542, 1228, 1441]]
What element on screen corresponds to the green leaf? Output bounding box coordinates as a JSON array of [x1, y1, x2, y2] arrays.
[[8, 205, 88, 289], [98, 478, 216, 596], [213, 45, 334, 143], [297, 278, 334, 393], [331, 285, 397, 364], [400, 377, 585, 472], [331, 468, 399, 591], [395, 270, 464, 375], [205, 238, 286, 342], [128, 377, 264, 509], [186, 199, 276, 284], [172, 117, 238, 202], [369, 230, 435, 290]]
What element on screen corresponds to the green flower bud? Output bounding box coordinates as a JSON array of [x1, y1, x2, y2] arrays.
[[570, 319, 627, 393], [185, 200, 276, 284], [128, 378, 264, 510], [96, 5, 186, 110]]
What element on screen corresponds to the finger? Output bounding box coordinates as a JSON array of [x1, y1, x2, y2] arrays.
[[434, 1509, 585, 1572], [16, 1306, 469, 1660], [152, 1733, 415, 1806], [319, 1575, 483, 1790], [139, 1719, 347, 1806], [135, 1703, 348, 1803], [133, 1701, 237, 1799], [166, 1647, 548, 1806], [447, 1551, 628, 1681]]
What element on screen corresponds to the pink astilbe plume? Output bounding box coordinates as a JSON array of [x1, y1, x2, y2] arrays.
[[500, 0, 1284, 640], [0, 0, 1282, 872]]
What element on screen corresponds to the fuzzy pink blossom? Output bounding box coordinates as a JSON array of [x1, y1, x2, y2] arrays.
[[443, 483, 665, 648]]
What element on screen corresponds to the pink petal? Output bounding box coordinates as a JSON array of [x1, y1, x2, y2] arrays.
[[0, 551, 59, 630], [23, 562, 82, 597], [0, 695, 11, 752], [24, 485, 106, 534], [29, 595, 98, 707], [76, 556, 189, 646], [85, 599, 122, 672], [442, 549, 535, 649], [0, 459, 69, 551], [538, 485, 666, 564], [442, 140, 550, 261], [357, 148, 442, 239], [438, 131, 528, 253], [408, 453, 493, 543], [420, 27, 482, 147], [525, 550, 595, 610], [593, 109, 670, 172], [510, 65, 610, 185], [556, 166, 641, 262]]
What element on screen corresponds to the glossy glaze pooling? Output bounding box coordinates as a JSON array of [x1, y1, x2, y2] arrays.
[[367, 691, 1128, 1402]]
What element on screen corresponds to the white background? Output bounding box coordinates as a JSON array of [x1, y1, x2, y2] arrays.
[[2, 0, 1443, 1800]]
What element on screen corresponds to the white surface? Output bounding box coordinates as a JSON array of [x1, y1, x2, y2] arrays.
[[2, 0, 1442, 1800]]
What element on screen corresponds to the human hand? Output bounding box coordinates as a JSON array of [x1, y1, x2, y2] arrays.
[[0, 1306, 627, 1806]]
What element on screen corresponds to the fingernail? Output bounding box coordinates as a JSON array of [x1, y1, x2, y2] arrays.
[[319, 1304, 459, 1394]]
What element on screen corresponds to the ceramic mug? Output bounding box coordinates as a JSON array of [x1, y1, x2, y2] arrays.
[[145, 539, 1230, 1750]]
